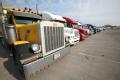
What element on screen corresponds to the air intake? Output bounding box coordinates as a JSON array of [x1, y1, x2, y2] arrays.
[[74, 30, 79, 37], [40, 21, 65, 56]]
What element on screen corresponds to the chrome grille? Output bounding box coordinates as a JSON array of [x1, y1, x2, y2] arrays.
[[75, 30, 79, 37], [44, 26, 64, 52]]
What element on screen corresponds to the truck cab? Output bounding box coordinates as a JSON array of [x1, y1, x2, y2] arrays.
[[63, 17, 80, 45], [41, 12, 69, 45], [77, 22, 91, 35], [64, 27, 80, 45], [86, 24, 97, 34], [1, 6, 70, 79], [63, 17, 87, 41], [41, 12, 79, 45]]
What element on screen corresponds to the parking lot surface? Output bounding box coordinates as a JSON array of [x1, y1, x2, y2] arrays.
[[0, 29, 120, 80], [33, 29, 120, 80]]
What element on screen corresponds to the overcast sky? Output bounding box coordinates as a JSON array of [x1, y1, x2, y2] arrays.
[[2, 0, 120, 26]]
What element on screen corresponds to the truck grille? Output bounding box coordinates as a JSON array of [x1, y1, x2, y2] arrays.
[[44, 26, 64, 52], [75, 30, 79, 37]]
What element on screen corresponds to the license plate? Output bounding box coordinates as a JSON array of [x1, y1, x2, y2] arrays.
[[54, 53, 60, 60]]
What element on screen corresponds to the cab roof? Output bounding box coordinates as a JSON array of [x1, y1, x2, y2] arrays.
[[41, 12, 66, 22], [63, 17, 78, 24], [3, 6, 41, 20]]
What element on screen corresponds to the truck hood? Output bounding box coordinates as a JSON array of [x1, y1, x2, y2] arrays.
[[74, 27, 86, 34]]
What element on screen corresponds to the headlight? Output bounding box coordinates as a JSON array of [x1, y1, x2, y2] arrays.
[[3, 10, 7, 14], [31, 44, 41, 53], [65, 36, 70, 42]]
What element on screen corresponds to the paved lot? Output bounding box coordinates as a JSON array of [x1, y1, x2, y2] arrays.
[[0, 29, 120, 80]]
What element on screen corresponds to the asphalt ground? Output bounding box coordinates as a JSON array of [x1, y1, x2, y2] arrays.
[[0, 29, 120, 80]]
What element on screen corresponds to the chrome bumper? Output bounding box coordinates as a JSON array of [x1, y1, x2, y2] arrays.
[[23, 46, 70, 80]]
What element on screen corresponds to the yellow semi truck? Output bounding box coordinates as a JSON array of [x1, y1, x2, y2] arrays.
[[1, 6, 70, 80]]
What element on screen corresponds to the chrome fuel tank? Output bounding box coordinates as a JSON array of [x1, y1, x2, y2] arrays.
[[6, 25, 17, 44]]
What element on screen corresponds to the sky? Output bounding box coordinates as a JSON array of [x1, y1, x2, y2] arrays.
[[2, 0, 120, 26]]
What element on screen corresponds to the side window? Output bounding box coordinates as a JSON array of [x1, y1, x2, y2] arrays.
[[67, 23, 72, 28], [8, 16, 13, 24], [71, 24, 73, 28], [64, 23, 67, 27], [67, 23, 69, 27]]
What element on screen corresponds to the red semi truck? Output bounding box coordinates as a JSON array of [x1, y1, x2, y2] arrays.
[[63, 17, 87, 41]]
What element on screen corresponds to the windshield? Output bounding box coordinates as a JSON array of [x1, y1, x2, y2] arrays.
[[75, 25, 83, 28], [16, 19, 33, 24], [82, 25, 88, 29], [15, 17, 33, 24], [72, 24, 78, 28]]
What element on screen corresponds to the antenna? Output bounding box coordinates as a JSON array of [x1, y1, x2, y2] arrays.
[[36, 0, 39, 14]]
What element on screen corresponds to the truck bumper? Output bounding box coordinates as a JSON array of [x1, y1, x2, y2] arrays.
[[69, 38, 80, 45], [23, 46, 70, 80]]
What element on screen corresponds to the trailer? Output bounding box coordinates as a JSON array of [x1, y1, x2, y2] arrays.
[[1, 6, 70, 80]]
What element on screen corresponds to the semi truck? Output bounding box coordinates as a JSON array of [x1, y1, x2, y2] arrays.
[[63, 17, 87, 41], [64, 27, 80, 45], [77, 22, 91, 35], [1, 6, 70, 80], [41, 12, 80, 45], [61, 17, 80, 45], [86, 24, 97, 34]]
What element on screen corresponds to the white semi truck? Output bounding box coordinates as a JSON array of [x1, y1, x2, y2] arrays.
[[64, 27, 80, 45], [41, 12, 80, 45], [0, 6, 70, 80]]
